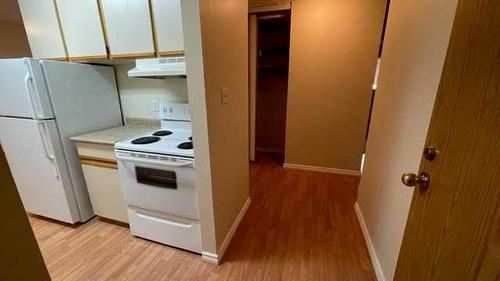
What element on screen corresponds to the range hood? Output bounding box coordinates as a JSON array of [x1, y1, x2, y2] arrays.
[[127, 57, 186, 78]]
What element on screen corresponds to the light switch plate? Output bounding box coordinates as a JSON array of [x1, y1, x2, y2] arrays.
[[221, 88, 230, 105]]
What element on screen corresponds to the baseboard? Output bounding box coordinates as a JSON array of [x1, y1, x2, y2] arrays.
[[201, 252, 219, 264], [354, 202, 386, 281], [218, 198, 251, 262], [201, 198, 251, 265], [283, 163, 361, 177]]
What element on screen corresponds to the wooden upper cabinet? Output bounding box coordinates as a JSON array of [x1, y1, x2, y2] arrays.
[[17, 0, 67, 60], [99, 0, 155, 59], [151, 0, 184, 56], [55, 0, 108, 61]]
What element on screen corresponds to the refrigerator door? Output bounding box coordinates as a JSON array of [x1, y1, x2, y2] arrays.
[[0, 117, 80, 223], [41, 60, 123, 221], [0, 58, 54, 119]]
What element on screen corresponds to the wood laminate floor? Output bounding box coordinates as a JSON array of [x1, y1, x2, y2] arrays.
[[29, 158, 375, 281]]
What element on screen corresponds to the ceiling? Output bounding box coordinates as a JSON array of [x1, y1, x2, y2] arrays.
[[0, 0, 23, 24]]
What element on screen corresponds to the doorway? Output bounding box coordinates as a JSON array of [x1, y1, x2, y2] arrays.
[[249, 10, 291, 165]]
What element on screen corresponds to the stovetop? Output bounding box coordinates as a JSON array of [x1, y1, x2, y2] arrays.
[[114, 128, 194, 158]]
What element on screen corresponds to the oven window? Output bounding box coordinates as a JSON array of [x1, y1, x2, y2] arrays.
[[135, 167, 177, 189]]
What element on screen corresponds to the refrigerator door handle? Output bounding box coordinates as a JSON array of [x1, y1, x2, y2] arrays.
[[36, 121, 60, 178], [24, 73, 44, 119]]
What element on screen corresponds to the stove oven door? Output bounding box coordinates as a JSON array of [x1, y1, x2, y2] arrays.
[[116, 152, 198, 220]]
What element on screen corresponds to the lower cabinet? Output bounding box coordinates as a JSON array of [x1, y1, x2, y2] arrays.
[[81, 163, 128, 223], [76, 142, 128, 223]]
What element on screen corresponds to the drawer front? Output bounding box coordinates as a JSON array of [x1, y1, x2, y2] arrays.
[[76, 143, 116, 161], [128, 208, 202, 253]]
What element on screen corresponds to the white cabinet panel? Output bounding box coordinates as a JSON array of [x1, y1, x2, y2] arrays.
[[17, 0, 67, 59], [99, 0, 155, 58], [151, 0, 184, 56], [82, 164, 129, 223], [56, 0, 107, 60], [76, 143, 127, 223]]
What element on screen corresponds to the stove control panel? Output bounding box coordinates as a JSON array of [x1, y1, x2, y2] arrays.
[[159, 102, 191, 121]]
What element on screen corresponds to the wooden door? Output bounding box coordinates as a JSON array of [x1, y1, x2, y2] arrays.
[[394, 0, 500, 280], [151, 0, 184, 56], [17, 0, 67, 60], [56, 0, 108, 61], [0, 146, 51, 280], [99, 0, 155, 59]]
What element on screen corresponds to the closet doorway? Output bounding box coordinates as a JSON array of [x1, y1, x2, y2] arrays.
[[249, 10, 291, 164]]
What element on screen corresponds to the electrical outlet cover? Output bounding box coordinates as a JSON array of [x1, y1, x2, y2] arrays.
[[159, 102, 191, 121]]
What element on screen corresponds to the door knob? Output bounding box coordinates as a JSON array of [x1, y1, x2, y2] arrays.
[[401, 172, 430, 188], [423, 146, 438, 161]]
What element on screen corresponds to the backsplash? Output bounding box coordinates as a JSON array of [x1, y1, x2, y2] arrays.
[[115, 63, 188, 122]]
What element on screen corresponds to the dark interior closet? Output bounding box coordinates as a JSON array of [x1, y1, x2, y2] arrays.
[[254, 11, 291, 163]]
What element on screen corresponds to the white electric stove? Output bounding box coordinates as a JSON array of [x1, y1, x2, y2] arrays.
[[114, 120, 193, 158], [114, 103, 201, 253]]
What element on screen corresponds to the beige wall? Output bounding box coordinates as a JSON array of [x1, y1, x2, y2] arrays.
[[285, 0, 386, 171], [356, 0, 458, 280], [181, 0, 217, 254], [0, 0, 31, 58], [198, 0, 250, 250], [180, 0, 249, 256], [115, 64, 188, 121], [0, 21, 31, 58]]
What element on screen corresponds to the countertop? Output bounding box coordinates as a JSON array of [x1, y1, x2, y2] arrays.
[[70, 123, 159, 146]]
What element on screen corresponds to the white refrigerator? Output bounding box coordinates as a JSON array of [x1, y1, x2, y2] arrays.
[[0, 58, 123, 223]]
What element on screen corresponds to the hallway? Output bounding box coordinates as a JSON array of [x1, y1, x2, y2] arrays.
[[30, 161, 375, 280]]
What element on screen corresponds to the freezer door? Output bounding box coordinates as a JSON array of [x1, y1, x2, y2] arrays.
[[0, 59, 54, 119], [0, 117, 80, 223], [41, 60, 122, 221]]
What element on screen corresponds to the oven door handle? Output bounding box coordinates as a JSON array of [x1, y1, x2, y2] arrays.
[[115, 154, 193, 168]]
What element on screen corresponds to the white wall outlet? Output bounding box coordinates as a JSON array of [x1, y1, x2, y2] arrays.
[[152, 100, 160, 112], [185, 106, 192, 119], [159, 102, 191, 121], [221, 88, 230, 105]]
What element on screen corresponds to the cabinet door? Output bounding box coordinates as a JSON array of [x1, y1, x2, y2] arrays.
[[99, 0, 155, 59], [82, 164, 129, 223], [55, 0, 108, 61], [17, 0, 67, 59], [151, 0, 184, 56]]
